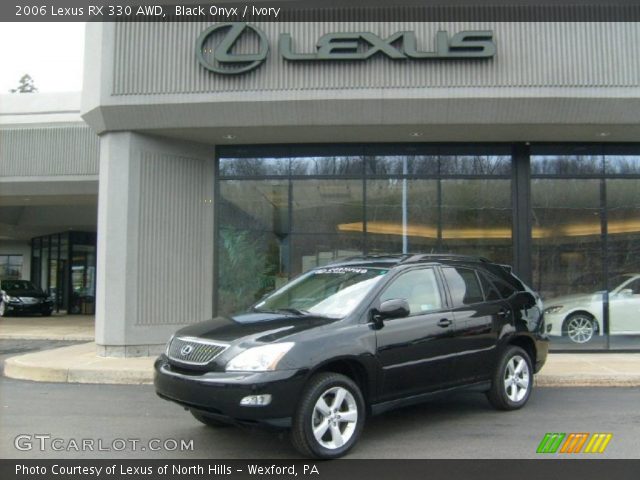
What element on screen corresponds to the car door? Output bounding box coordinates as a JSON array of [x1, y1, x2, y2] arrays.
[[373, 267, 456, 401], [609, 277, 640, 334], [441, 267, 506, 384]]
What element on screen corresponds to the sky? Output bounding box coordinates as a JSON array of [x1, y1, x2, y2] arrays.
[[0, 23, 85, 93]]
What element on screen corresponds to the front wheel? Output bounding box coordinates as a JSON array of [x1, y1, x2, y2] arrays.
[[291, 373, 365, 459], [487, 346, 533, 411], [563, 313, 597, 344]]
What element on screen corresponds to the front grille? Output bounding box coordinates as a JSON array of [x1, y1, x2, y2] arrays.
[[167, 337, 229, 366]]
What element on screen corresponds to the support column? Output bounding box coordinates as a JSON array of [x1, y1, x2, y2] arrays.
[[95, 132, 214, 357], [511, 143, 532, 285]]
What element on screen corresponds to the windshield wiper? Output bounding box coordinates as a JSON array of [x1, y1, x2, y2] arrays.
[[274, 308, 312, 316], [252, 307, 312, 316]]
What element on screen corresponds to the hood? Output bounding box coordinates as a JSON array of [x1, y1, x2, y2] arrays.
[[2, 288, 47, 298], [174, 312, 339, 345], [544, 291, 604, 308]]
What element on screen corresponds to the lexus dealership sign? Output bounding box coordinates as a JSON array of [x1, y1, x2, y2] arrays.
[[197, 22, 496, 74]]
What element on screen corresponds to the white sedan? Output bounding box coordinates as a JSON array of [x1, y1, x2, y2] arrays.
[[544, 274, 640, 344]]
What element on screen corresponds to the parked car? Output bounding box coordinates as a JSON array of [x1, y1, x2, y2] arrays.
[[154, 254, 548, 459], [544, 273, 640, 344], [0, 280, 54, 317]]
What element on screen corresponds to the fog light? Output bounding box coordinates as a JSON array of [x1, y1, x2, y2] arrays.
[[240, 394, 272, 406]]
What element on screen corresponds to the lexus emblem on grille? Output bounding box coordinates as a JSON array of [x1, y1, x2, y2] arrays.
[[180, 345, 194, 356]]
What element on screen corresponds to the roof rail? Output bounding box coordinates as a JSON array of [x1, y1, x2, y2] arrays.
[[400, 254, 491, 264], [327, 254, 410, 265]]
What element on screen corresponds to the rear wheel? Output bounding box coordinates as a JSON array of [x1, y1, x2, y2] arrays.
[[487, 345, 533, 411], [291, 373, 365, 459], [190, 410, 230, 428], [563, 313, 597, 344]]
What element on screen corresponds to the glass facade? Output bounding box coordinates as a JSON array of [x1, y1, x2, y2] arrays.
[[0, 255, 23, 279], [217, 144, 640, 352], [217, 145, 512, 316], [30, 232, 96, 314]]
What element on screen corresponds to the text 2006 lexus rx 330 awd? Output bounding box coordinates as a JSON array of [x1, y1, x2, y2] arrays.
[[154, 254, 548, 459]]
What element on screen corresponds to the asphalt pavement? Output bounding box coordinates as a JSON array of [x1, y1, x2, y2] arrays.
[[1, 374, 638, 458]]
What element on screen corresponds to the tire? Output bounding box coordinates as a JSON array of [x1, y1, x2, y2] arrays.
[[42, 310, 52, 317], [291, 372, 365, 459], [190, 410, 230, 428], [487, 345, 533, 411], [563, 313, 597, 344]]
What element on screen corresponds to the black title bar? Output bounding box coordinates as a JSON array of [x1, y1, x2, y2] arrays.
[[4, 1, 640, 21]]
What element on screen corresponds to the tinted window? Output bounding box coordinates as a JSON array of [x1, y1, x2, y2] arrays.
[[479, 273, 501, 301], [443, 267, 484, 306], [381, 269, 442, 315], [490, 275, 518, 298]]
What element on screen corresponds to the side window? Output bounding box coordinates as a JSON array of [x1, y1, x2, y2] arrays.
[[625, 279, 640, 295], [443, 267, 484, 306], [380, 269, 442, 315], [479, 273, 501, 301], [490, 275, 518, 299]]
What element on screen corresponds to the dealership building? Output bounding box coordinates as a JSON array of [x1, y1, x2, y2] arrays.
[[1, 19, 639, 355]]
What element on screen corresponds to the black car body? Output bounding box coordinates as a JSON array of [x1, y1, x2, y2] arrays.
[[155, 254, 548, 458], [0, 280, 53, 317]]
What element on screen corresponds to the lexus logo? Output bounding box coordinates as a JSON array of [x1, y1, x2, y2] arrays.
[[180, 344, 194, 356], [196, 22, 269, 75]]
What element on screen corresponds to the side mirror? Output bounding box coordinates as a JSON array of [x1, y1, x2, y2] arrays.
[[371, 298, 410, 329]]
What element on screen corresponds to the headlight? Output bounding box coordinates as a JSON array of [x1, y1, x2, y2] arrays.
[[544, 306, 563, 315], [226, 343, 294, 372], [6, 296, 21, 303]]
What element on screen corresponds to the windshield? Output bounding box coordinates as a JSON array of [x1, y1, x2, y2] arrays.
[[609, 274, 635, 291], [254, 267, 389, 319], [1, 280, 39, 292]]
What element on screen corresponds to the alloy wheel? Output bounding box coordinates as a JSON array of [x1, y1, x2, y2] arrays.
[[566, 315, 595, 344], [311, 386, 358, 450], [503, 355, 530, 403]]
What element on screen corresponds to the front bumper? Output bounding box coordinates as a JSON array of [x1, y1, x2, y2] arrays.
[[154, 355, 306, 427], [4, 301, 52, 315]]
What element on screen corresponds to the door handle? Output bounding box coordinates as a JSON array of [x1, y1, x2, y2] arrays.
[[438, 318, 453, 328], [497, 308, 511, 319]]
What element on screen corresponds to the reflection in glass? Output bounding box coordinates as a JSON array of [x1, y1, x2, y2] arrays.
[[531, 154, 603, 175], [440, 180, 512, 264], [219, 157, 289, 177], [367, 155, 438, 176], [290, 234, 363, 276], [532, 179, 605, 350], [366, 179, 438, 254], [605, 155, 640, 174], [292, 180, 363, 233], [290, 156, 363, 176], [606, 179, 640, 349], [218, 180, 289, 315], [440, 155, 511, 175]]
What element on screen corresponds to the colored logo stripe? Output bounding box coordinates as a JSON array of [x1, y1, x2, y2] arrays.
[[584, 433, 613, 454], [537, 433, 566, 453], [560, 433, 589, 453], [537, 433, 612, 454]]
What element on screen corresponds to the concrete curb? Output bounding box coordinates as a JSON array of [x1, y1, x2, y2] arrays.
[[4, 342, 154, 385], [0, 334, 95, 341], [4, 343, 640, 387]]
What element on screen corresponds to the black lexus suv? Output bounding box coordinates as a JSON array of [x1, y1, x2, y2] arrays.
[[154, 254, 548, 458]]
